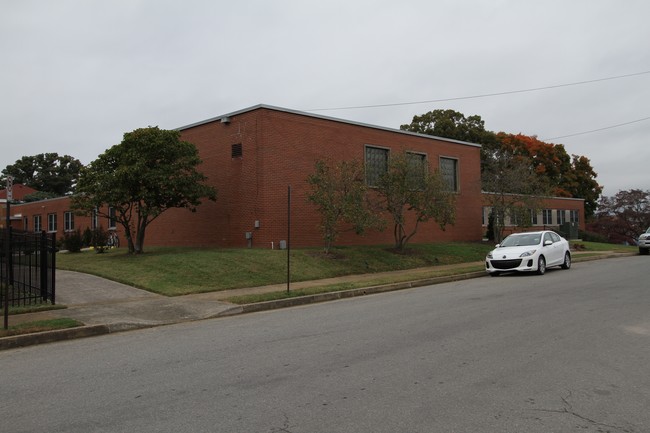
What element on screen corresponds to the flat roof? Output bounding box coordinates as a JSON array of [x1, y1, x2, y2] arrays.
[[176, 104, 482, 148]]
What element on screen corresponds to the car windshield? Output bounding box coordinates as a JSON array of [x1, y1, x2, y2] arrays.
[[646, 227, 650, 234], [500, 233, 541, 247]]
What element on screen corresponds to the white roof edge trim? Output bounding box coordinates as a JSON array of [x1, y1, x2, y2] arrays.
[[175, 104, 482, 149]]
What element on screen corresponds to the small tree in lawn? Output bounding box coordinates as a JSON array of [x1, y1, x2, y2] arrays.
[[307, 159, 384, 253], [376, 152, 456, 252], [71, 127, 217, 254]]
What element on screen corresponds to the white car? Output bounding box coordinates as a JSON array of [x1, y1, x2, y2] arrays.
[[485, 230, 571, 276], [639, 227, 650, 255]]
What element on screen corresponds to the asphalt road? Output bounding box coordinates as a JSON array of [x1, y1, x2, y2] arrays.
[[2, 256, 649, 433]]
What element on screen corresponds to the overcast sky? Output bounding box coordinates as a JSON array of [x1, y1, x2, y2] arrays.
[[2, 0, 649, 196]]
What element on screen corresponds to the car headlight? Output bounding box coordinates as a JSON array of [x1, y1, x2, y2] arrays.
[[519, 249, 537, 257], [487, 252, 493, 259]]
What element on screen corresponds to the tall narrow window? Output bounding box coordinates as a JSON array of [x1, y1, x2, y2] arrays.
[[570, 209, 579, 223], [34, 215, 42, 232], [542, 209, 553, 225], [108, 207, 116, 229], [439, 157, 459, 192], [48, 213, 57, 232], [557, 209, 566, 225], [64, 211, 75, 231], [530, 209, 538, 225], [365, 146, 389, 187], [91, 208, 98, 230]]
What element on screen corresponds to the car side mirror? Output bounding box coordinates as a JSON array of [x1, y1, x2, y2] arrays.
[[495, 244, 500, 248], [544, 240, 553, 246]]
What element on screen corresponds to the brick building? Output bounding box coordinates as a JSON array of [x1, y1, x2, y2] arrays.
[[2, 104, 585, 247]]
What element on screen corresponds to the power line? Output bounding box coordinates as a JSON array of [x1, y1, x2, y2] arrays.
[[542, 116, 650, 141], [306, 70, 650, 112]]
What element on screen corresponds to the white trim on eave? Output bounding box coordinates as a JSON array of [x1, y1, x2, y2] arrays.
[[176, 104, 482, 149]]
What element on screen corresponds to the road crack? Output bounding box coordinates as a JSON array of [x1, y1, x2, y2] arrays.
[[531, 391, 636, 433]]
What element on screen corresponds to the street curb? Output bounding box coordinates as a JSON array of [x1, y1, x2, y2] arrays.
[[0, 325, 111, 351], [240, 271, 487, 314]]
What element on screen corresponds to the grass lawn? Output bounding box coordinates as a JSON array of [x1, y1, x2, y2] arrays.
[[56, 243, 494, 296], [0, 318, 83, 338], [55, 241, 636, 297]]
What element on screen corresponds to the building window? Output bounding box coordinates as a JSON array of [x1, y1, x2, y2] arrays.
[[439, 157, 458, 192], [91, 208, 98, 230], [47, 213, 57, 232], [64, 211, 75, 231], [365, 145, 389, 187], [530, 209, 538, 225], [570, 210, 579, 223], [231, 143, 242, 158], [542, 209, 553, 225], [406, 152, 427, 189], [482, 207, 487, 226], [557, 209, 566, 225], [34, 215, 42, 232], [108, 207, 116, 229]]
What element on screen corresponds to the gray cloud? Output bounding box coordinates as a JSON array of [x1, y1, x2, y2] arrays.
[[2, 0, 649, 196]]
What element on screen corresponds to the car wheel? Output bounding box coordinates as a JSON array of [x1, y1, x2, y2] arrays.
[[640, 247, 649, 256], [490, 272, 500, 277], [537, 256, 546, 275], [561, 252, 571, 269]]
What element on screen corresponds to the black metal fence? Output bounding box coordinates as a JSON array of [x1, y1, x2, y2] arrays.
[[1, 229, 56, 307]]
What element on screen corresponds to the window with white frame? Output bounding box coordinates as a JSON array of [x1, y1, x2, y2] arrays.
[[557, 209, 566, 225], [542, 209, 553, 225], [64, 211, 75, 231], [91, 208, 98, 230], [439, 157, 458, 192], [108, 207, 116, 229], [530, 209, 538, 225], [34, 215, 42, 232], [570, 209, 579, 223], [23, 216, 28, 231], [47, 213, 57, 232], [365, 145, 389, 187]]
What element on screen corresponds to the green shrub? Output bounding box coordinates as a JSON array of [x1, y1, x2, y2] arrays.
[[63, 229, 83, 253], [579, 229, 608, 243], [82, 227, 93, 248], [92, 226, 109, 253]]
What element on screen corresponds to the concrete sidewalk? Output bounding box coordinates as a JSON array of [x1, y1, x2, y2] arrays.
[[0, 251, 630, 350]]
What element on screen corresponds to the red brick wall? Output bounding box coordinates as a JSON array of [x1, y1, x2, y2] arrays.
[[3, 197, 120, 241], [145, 107, 485, 248], [5, 107, 588, 249]]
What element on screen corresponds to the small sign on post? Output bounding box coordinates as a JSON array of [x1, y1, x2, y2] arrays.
[[6, 175, 13, 201]]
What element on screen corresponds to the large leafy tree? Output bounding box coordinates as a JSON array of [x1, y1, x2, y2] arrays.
[[495, 133, 602, 217], [306, 159, 384, 253], [400, 109, 499, 162], [592, 189, 650, 244], [401, 109, 602, 220], [1, 153, 82, 196], [376, 152, 456, 251], [482, 148, 550, 242], [71, 127, 217, 254]]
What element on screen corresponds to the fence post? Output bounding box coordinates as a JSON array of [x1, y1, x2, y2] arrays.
[[50, 233, 56, 305], [40, 231, 47, 302]]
